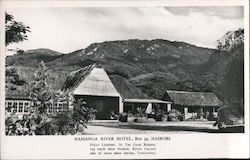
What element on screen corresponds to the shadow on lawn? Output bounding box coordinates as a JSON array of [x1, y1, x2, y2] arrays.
[[90, 123, 244, 133]]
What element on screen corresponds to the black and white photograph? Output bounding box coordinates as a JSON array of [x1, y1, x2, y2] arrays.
[[4, 5, 246, 136], [1, 0, 249, 159]]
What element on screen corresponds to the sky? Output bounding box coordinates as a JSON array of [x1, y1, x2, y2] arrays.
[[6, 6, 244, 54]]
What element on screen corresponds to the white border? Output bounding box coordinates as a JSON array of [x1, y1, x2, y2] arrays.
[[0, 0, 249, 159]]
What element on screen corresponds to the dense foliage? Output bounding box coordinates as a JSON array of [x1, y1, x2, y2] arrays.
[[53, 98, 97, 135]]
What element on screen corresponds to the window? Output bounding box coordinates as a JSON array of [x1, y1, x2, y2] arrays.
[[33, 102, 38, 107], [63, 103, 68, 111], [18, 102, 24, 113], [58, 103, 63, 112], [45, 106, 49, 113], [49, 102, 68, 113], [47, 104, 53, 113], [6, 102, 12, 112], [49, 106, 53, 113], [24, 102, 29, 112], [45, 104, 53, 113], [5, 101, 31, 113], [54, 103, 58, 112], [13, 102, 17, 113], [52, 102, 68, 112]]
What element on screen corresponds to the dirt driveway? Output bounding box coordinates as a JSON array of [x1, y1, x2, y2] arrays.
[[85, 121, 221, 135]]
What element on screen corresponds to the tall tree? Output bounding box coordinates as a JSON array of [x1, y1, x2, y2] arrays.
[[216, 28, 244, 52], [29, 61, 54, 114], [5, 13, 30, 89], [216, 29, 244, 105]]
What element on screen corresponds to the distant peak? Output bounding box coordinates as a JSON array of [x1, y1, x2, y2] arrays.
[[25, 48, 63, 56]]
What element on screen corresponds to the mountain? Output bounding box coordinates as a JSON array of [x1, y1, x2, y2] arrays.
[[6, 48, 63, 67], [5, 39, 244, 104], [47, 39, 215, 76]]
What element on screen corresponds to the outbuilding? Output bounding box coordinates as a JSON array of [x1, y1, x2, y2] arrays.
[[163, 90, 221, 120]]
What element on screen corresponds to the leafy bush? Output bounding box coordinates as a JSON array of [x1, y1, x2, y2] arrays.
[[5, 114, 35, 135], [51, 98, 96, 135], [167, 109, 183, 121], [108, 110, 119, 120], [134, 107, 147, 122], [119, 112, 128, 122], [34, 114, 56, 135], [52, 111, 74, 135], [207, 112, 217, 121], [154, 107, 166, 121], [71, 98, 97, 134]]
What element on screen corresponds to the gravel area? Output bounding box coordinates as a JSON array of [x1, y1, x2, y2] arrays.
[[85, 121, 220, 135]]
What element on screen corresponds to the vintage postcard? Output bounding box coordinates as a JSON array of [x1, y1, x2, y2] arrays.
[[0, 0, 249, 159]]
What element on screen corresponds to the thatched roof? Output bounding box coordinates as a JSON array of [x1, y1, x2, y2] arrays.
[[109, 75, 149, 99], [6, 88, 30, 100], [61, 63, 96, 92], [164, 90, 221, 107], [61, 64, 149, 100]]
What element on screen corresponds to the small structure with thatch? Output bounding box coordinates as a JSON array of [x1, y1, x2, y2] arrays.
[[163, 90, 222, 120], [62, 64, 172, 120]]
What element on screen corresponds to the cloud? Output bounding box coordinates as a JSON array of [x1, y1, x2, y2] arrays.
[[6, 6, 244, 54], [164, 6, 244, 19]]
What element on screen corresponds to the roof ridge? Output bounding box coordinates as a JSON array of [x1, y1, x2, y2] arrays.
[[166, 89, 215, 94], [61, 63, 96, 92], [69, 63, 96, 75]]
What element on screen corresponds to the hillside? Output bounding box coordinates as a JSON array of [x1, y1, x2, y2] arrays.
[[43, 39, 215, 84], [5, 39, 244, 104], [6, 48, 63, 67]]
